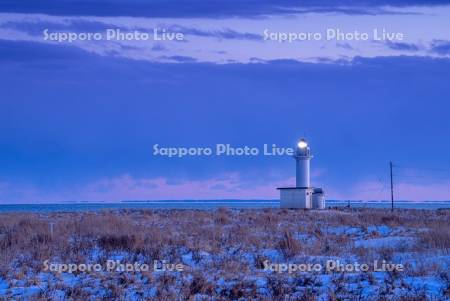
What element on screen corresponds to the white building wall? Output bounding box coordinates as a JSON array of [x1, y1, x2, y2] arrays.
[[280, 188, 312, 208], [312, 193, 325, 209]]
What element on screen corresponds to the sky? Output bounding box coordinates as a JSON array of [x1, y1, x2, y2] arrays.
[[1, 0, 450, 203]]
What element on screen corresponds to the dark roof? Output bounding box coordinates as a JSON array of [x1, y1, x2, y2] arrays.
[[313, 188, 324, 193], [277, 187, 310, 190]]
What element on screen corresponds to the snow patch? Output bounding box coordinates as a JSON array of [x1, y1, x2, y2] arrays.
[[355, 236, 415, 249]]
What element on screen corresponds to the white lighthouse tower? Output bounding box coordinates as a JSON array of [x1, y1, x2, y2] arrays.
[[278, 138, 325, 209], [295, 138, 312, 188]]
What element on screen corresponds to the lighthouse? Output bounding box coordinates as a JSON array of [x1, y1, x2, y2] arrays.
[[278, 138, 325, 209]]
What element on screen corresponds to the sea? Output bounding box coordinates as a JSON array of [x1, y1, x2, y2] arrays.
[[0, 200, 449, 213]]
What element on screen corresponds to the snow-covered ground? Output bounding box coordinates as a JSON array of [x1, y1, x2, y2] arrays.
[[0, 208, 449, 300]]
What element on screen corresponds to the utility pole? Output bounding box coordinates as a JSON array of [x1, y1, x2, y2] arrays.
[[390, 161, 394, 212]]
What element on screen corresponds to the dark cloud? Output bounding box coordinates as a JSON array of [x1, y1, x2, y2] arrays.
[[0, 20, 120, 36], [0, 39, 96, 62], [1, 0, 449, 18], [166, 25, 261, 41], [385, 41, 421, 51], [1, 38, 450, 192], [336, 43, 354, 50], [151, 44, 167, 52], [430, 39, 450, 55], [1, 20, 262, 44], [159, 55, 198, 63]]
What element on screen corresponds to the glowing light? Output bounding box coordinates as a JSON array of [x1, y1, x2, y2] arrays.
[[298, 140, 308, 148]]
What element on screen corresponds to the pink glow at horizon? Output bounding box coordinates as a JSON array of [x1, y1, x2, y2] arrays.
[[0, 174, 448, 203]]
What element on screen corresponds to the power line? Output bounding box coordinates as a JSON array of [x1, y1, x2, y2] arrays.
[[390, 163, 450, 205], [390, 161, 394, 212], [393, 174, 450, 180], [394, 165, 450, 173], [393, 164, 450, 181]]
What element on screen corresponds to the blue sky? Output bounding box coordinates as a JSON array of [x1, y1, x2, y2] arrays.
[[1, 1, 450, 203]]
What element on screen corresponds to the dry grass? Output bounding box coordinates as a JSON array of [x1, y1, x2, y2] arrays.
[[418, 222, 450, 250], [0, 208, 449, 300], [0, 208, 449, 268]]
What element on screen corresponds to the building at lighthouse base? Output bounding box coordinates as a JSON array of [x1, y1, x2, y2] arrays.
[[278, 187, 325, 209], [278, 138, 326, 209]]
